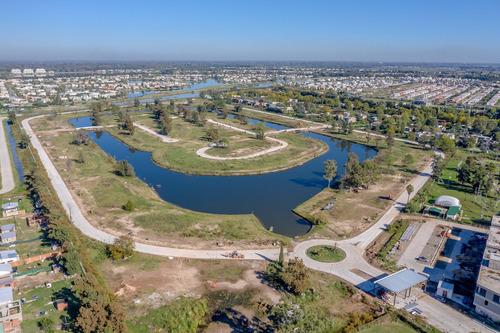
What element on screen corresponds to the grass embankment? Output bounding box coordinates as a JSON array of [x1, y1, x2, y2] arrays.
[[376, 219, 411, 272], [294, 129, 433, 239], [31, 116, 288, 246], [426, 150, 499, 224], [104, 112, 328, 176], [307, 245, 346, 263]]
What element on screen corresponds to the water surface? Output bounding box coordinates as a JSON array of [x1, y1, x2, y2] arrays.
[[69, 116, 375, 236]]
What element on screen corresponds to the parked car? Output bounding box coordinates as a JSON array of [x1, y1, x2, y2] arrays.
[[416, 256, 429, 262]]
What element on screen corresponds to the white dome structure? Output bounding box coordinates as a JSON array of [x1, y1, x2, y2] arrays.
[[435, 195, 461, 208]]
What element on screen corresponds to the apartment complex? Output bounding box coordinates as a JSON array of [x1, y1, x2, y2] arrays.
[[473, 215, 500, 323]]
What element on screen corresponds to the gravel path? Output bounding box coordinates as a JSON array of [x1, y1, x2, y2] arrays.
[[0, 117, 15, 194]]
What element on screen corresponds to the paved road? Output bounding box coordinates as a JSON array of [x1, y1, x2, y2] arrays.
[[133, 122, 179, 143], [22, 115, 279, 261], [0, 117, 15, 194], [197, 119, 288, 160], [23, 114, 494, 333]]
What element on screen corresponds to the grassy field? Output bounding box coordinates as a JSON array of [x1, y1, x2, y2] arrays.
[[426, 150, 499, 224], [103, 112, 328, 176], [295, 130, 434, 239], [307, 245, 346, 262], [31, 118, 288, 246], [18, 278, 77, 332], [360, 322, 418, 333]]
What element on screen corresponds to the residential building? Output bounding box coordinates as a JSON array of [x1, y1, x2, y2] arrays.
[[0, 225, 16, 245], [473, 215, 500, 323], [0, 287, 22, 332], [1, 203, 19, 217], [0, 251, 19, 265]]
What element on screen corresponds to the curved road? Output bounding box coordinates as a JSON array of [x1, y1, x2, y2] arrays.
[[0, 117, 15, 194], [23, 114, 493, 333]]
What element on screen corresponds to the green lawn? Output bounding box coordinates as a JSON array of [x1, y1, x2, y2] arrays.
[[19, 279, 78, 332], [307, 245, 346, 263], [104, 112, 328, 176], [427, 150, 499, 224], [31, 123, 288, 244]]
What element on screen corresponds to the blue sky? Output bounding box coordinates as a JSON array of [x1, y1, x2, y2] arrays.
[[0, 0, 499, 63]]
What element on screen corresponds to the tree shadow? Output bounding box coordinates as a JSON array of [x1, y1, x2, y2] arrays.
[[51, 286, 80, 321], [211, 307, 273, 333]]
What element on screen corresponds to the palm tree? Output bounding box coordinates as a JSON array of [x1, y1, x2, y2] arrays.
[[406, 184, 414, 202]]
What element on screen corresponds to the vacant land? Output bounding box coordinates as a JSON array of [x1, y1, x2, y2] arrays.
[[31, 116, 287, 248], [295, 130, 433, 239], [100, 252, 380, 332]]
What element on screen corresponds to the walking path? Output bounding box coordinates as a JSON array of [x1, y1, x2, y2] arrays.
[[197, 119, 288, 160], [23, 114, 494, 333], [0, 117, 15, 194], [133, 122, 179, 143]]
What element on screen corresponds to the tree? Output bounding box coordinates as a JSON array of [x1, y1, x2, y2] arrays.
[[206, 128, 219, 141], [323, 160, 337, 188], [115, 160, 135, 177], [406, 184, 414, 202], [361, 159, 380, 189], [61, 247, 83, 275], [437, 135, 455, 153], [402, 153, 414, 170], [221, 110, 229, 119], [282, 258, 310, 295], [7, 111, 16, 125], [134, 97, 140, 107], [431, 155, 444, 179], [75, 151, 85, 164], [278, 243, 284, 266], [38, 316, 54, 332], [123, 200, 135, 212], [18, 132, 30, 149], [234, 104, 243, 113], [386, 129, 395, 152], [343, 153, 364, 189], [124, 115, 135, 135], [255, 122, 265, 140], [72, 130, 90, 145], [108, 236, 135, 260], [384, 153, 395, 170]]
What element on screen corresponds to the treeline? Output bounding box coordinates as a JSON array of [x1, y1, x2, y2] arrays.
[[233, 87, 499, 137], [9, 122, 126, 332]]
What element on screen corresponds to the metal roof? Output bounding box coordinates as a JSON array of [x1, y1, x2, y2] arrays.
[[1, 202, 18, 210], [0, 287, 13, 304], [1, 231, 16, 239], [447, 206, 460, 216], [435, 195, 461, 208], [0, 250, 18, 260], [1, 224, 15, 232], [374, 269, 428, 294]]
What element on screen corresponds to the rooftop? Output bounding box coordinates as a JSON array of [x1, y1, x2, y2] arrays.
[[1, 224, 15, 232], [375, 269, 428, 294], [435, 195, 461, 208], [477, 215, 500, 293], [0, 250, 18, 261], [0, 287, 13, 304], [1, 231, 16, 239], [1, 202, 18, 210]]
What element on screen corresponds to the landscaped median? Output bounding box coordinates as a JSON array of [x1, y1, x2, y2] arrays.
[[307, 245, 346, 263]]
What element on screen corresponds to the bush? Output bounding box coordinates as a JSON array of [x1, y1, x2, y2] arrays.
[[115, 160, 135, 177], [108, 236, 135, 260], [123, 200, 135, 212]]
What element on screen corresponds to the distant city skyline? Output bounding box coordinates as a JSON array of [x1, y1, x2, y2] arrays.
[[1, 0, 499, 63]]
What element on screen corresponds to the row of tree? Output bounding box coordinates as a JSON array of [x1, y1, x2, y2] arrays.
[[11, 124, 127, 333]]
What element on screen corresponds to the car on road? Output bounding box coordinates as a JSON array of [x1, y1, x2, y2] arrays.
[[416, 256, 429, 262]]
